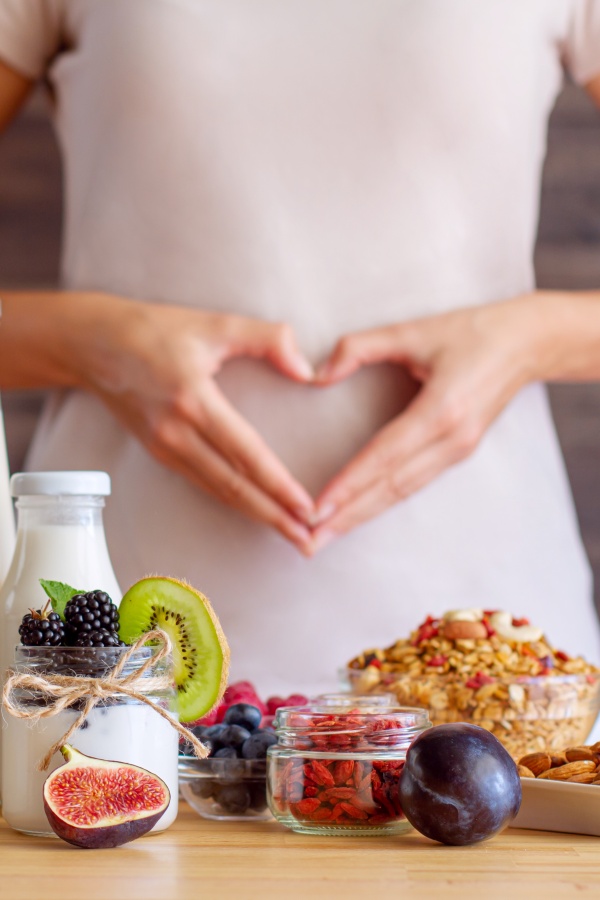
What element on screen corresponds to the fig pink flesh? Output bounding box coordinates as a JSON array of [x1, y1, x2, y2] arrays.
[[43, 745, 170, 848]]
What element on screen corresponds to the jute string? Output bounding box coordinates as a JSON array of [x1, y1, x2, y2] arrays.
[[2, 628, 209, 770]]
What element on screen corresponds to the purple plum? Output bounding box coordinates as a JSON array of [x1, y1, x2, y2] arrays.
[[399, 723, 522, 845]]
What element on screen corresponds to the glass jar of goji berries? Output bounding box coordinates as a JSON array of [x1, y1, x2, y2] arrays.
[[267, 706, 431, 835]]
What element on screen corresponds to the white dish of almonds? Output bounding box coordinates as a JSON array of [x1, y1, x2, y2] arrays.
[[513, 778, 600, 836]]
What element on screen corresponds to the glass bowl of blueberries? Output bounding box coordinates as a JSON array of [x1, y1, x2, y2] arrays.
[[179, 702, 277, 821]]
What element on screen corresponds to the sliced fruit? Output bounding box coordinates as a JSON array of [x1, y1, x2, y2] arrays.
[[43, 745, 170, 848], [118, 576, 230, 722]]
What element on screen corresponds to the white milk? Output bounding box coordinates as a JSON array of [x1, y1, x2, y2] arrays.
[[0, 473, 121, 794], [2, 703, 179, 835]]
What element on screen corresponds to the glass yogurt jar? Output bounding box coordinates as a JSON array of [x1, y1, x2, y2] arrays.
[[267, 706, 431, 836], [2, 645, 179, 837]]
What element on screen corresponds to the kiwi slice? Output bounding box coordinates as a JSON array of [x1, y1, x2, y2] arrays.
[[118, 576, 230, 723]]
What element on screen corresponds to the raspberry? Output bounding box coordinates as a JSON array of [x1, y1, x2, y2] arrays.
[[19, 603, 65, 646], [64, 590, 120, 644]]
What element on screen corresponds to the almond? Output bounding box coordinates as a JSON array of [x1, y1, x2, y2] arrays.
[[518, 752, 552, 776], [550, 753, 567, 768], [539, 760, 597, 780], [517, 765, 535, 778], [441, 620, 488, 641], [565, 746, 596, 763], [566, 772, 597, 784]]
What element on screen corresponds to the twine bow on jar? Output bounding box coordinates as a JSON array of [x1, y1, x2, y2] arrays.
[[2, 628, 209, 770]]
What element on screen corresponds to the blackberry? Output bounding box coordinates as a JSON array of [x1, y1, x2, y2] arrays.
[[74, 628, 124, 647], [64, 590, 120, 644], [19, 604, 65, 646]]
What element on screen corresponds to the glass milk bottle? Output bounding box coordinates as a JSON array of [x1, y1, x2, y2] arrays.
[[0, 397, 15, 588], [0, 471, 122, 786]]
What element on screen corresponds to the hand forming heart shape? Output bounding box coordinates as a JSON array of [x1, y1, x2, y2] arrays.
[[96, 295, 536, 556]]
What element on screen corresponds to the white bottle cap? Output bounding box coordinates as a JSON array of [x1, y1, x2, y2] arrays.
[[10, 471, 112, 497]]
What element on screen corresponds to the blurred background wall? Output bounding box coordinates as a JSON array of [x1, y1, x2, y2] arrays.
[[1, 81, 600, 614]]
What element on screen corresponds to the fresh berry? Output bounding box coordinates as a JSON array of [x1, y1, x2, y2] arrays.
[[213, 747, 238, 759], [219, 725, 252, 752], [217, 783, 251, 814], [19, 604, 65, 646], [266, 694, 308, 714], [285, 694, 309, 707], [241, 729, 278, 759], [74, 629, 124, 647], [223, 703, 262, 732], [64, 591, 119, 644]]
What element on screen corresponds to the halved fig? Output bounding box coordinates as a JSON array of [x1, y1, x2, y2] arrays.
[[43, 745, 170, 848]]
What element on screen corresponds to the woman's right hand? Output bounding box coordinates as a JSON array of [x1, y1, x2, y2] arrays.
[[87, 298, 317, 552], [0, 291, 316, 552]]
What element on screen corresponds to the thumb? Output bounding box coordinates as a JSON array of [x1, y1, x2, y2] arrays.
[[231, 319, 314, 382], [315, 324, 414, 384]]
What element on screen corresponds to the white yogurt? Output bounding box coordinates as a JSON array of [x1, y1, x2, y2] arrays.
[[1, 702, 179, 835]]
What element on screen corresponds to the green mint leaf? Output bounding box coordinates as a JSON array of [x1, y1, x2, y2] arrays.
[[39, 579, 83, 620]]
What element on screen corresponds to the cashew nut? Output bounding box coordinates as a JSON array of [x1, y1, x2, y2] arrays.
[[489, 611, 543, 643], [442, 608, 484, 623]]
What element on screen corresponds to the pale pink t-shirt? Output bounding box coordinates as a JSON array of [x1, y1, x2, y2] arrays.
[[1, 0, 600, 693]]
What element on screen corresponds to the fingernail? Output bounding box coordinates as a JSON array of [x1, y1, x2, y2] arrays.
[[309, 503, 336, 527], [310, 528, 336, 554], [294, 504, 315, 525], [289, 521, 312, 543], [295, 358, 315, 380]]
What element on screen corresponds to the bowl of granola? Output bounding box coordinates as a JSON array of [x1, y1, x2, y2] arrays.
[[342, 609, 600, 760]]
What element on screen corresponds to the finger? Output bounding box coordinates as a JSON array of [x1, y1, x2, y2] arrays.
[[308, 434, 463, 554], [188, 379, 315, 521], [313, 382, 447, 523], [151, 416, 314, 554], [315, 324, 419, 384], [226, 318, 314, 382]]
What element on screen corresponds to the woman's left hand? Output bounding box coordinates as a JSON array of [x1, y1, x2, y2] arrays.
[[307, 294, 547, 554]]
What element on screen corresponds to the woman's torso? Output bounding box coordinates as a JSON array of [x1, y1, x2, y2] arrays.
[[21, 0, 599, 690]]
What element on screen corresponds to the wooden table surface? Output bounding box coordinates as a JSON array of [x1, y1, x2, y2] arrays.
[[1, 803, 599, 900]]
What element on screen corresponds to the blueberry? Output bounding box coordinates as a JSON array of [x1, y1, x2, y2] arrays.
[[218, 725, 251, 751], [248, 781, 268, 812], [217, 783, 251, 814], [203, 724, 227, 741], [191, 778, 215, 799], [202, 723, 228, 753], [213, 746, 237, 759], [241, 729, 278, 759], [223, 703, 262, 732]]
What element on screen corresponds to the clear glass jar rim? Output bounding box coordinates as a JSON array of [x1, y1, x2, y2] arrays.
[[274, 705, 431, 736]]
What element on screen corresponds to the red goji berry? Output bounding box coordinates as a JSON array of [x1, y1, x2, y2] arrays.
[[333, 760, 354, 785], [339, 802, 369, 820], [321, 787, 356, 801], [354, 791, 377, 811], [427, 655, 448, 667], [295, 798, 321, 816], [311, 807, 334, 821], [359, 773, 372, 792], [304, 785, 319, 798], [330, 802, 346, 820], [309, 760, 335, 786]]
